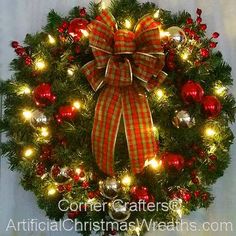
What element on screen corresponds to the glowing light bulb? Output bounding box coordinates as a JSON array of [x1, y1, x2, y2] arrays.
[[125, 19, 132, 29], [121, 175, 132, 186], [23, 148, 34, 158], [214, 84, 226, 96], [81, 29, 89, 37], [67, 68, 74, 76], [35, 59, 46, 70], [176, 208, 183, 218], [18, 86, 31, 95], [160, 30, 170, 38], [40, 127, 49, 137], [101, 1, 106, 9], [48, 187, 57, 196], [181, 52, 189, 60], [75, 168, 82, 175], [154, 10, 160, 19], [205, 128, 216, 137], [134, 226, 141, 236], [22, 110, 32, 120], [48, 34, 56, 44], [73, 101, 81, 110]]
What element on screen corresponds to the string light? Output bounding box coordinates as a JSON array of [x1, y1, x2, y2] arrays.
[[205, 128, 216, 137], [48, 186, 57, 196], [72, 101, 81, 110], [214, 84, 227, 96], [124, 19, 132, 29], [156, 89, 164, 99], [18, 85, 31, 95], [75, 168, 82, 175], [176, 208, 183, 218], [181, 52, 189, 60], [23, 148, 34, 158], [209, 144, 217, 154], [121, 175, 132, 186], [35, 58, 46, 70], [145, 158, 162, 169], [48, 34, 56, 44], [67, 68, 75, 76], [81, 29, 89, 37], [134, 226, 141, 236], [101, 0, 106, 10], [153, 9, 160, 19], [22, 110, 32, 120], [40, 127, 50, 137]]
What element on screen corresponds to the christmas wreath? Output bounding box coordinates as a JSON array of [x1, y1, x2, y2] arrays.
[[0, 0, 235, 235]]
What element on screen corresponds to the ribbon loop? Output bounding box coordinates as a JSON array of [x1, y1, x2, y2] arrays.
[[82, 10, 167, 175]]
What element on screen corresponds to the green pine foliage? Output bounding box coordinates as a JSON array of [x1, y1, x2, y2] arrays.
[[0, 0, 235, 235]]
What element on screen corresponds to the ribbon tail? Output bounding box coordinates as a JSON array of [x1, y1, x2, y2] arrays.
[[92, 86, 122, 175], [122, 85, 157, 173]]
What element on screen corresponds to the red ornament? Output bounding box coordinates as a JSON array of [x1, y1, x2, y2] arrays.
[[197, 149, 206, 159], [61, 21, 69, 29], [15, 47, 25, 57], [68, 18, 89, 40], [201, 192, 209, 201], [191, 176, 200, 185], [185, 158, 195, 168], [68, 55, 75, 61], [212, 32, 220, 38], [88, 191, 96, 199], [209, 154, 217, 161], [181, 81, 204, 104], [33, 83, 56, 107], [57, 185, 65, 193], [11, 41, 19, 48], [75, 45, 81, 54], [73, 174, 80, 183], [64, 183, 72, 192], [196, 17, 202, 24], [200, 48, 209, 57], [67, 211, 80, 219], [208, 163, 217, 172], [130, 186, 154, 203], [161, 152, 185, 171], [196, 8, 202, 16], [36, 163, 46, 176], [210, 42, 218, 48], [186, 18, 193, 24], [194, 190, 201, 198], [202, 96, 222, 118], [51, 164, 61, 177], [200, 24, 207, 31], [56, 105, 77, 123], [82, 181, 89, 189], [80, 7, 87, 17], [25, 56, 33, 66], [58, 27, 64, 33]]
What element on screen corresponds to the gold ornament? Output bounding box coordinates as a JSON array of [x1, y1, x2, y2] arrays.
[[166, 26, 186, 44]]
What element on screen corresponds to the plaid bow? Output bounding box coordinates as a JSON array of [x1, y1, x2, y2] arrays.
[[81, 10, 167, 175]]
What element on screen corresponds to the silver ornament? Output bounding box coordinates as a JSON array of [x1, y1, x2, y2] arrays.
[[172, 110, 196, 128], [30, 110, 49, 128], [99, 177, 121, 199], [167, 26, 186, 45], [108, 199, 131, 222], [50, 166, 71, 184]]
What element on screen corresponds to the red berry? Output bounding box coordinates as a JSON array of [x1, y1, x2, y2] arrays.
[[208, 163, 217, 172], [68, 55, 75, 61], [184, 28, 191, 34], [212, 32, 220, 38], [65, 183, 72, 192], [196, 8, 202, 15], [15, 47, 25, 56], [201, 192, 209, 201], [25, 56, 32, 66], [88, 192, 95, 199], [57, 185, 65, 193], [80, 7, 87, 17], [185, 160, 194, 168], [186, 18, 193, 24], [75, 45, 81, 54], [210, 42, 218, 48], [192, 177, 200, 185], [61, 21, 69, 29], [196, 17, 202, 24], [73, 174, 80, 182], [209, 155, 217, 161], [11, 41, 19, 48], [200, 48, 209, 57], [200, 24, 207, 31], [198, 149, 206, 159], [181, 191, 191, 202], [82, 181, 89, 189], [194, 190, 201, 198]]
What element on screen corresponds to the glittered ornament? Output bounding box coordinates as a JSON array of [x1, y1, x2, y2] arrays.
[[55, 105, 77, 123], [40, 144, 53, 161], [202, 96, 222, 118], [33, 83, 56, 107], [30, 110, 49, 128], [181, 80, 204, 104], [82, 181, 90, 189], [68, 18, 89, 40], [194, 190, 201, 198], [201, 192, 209, 201], [181, 190, 191, 202], [36, 162, 46, 177], [166, 26, 186, 45], [172, 110, 196, 128], [130, 186, 154, 203], [80, 7, 87, 17], [50, 165, 71, 184], [99, 177, 121, 199], [108, 199, 131, 222], [161, 152, 185, 171]]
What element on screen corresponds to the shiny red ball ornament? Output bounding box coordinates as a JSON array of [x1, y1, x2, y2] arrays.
[[33, 83, 56, 107], [210, 42, 218, 48], [80, 7, 87, 17], [200, 24, 207, 31], [15, 47, 25, 56], [56, 105, 77, 123], [200, 48, 209, 57], [194, 190, 201, 198], [61, 21, 69, 29], [181, 190, 191, 202], [202, 96, 222, 118], [68, 18, 89, 40], [196, 8, 202, 16], [40, 144, 53, 161], [161, 152, 185, 171], [11, 41, 19, 48], [82, 181, 90, 189], [130, 186, 154, 203], [212, 32, 220, 38], [68, 211, 80, 219], [181, 80, 204, 104]]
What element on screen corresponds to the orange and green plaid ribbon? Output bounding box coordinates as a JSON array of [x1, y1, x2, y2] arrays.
[[81, 10, 167, 175]]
